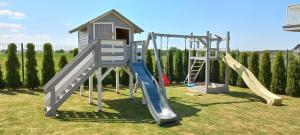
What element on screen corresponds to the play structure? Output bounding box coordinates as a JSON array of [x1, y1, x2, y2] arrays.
[[43, 9, 282, 125]]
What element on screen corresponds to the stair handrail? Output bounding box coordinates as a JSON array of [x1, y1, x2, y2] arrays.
[[44, 40, 98, 93]]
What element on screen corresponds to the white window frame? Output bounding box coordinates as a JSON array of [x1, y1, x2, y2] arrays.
[[115, 26, 131, 45]]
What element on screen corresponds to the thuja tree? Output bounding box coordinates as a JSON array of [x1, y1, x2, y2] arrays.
[[228, 51, 238, 86], [236, 52, 248, 88], [120, 69, 129, 86], [58, 55, 68, 70], [174, 50, 184, 83], [285, 58, 300, 96], [166, 49, 174, 82], [219, 52, 226, 83], [0, 64, 5, 89], [6, 43, 21, 89], [270, 52, 286, 94], [259, 51, 272, 89], [26, 43, 40, 89], [249, 51, 259, 78], [154, 49, 164, 79], [183, 49, 189, 77], [42, 43, 55, 85], [146, 50, 154, 75], [210, 60, 220, 83], [73, 48, 78, 57]]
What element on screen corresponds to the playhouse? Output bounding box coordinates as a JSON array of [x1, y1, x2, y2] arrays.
[[43, 9, 282, 125]]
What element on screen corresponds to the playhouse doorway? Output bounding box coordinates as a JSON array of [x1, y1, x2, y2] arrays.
[[116, 28, 130, 45]]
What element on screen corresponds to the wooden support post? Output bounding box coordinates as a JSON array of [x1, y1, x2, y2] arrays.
[[115, 67, 120, 94], [142, 95, 146, 105], [97, 68, 102, 112], [89, 74, 94, 104], [205, 31, 211, 90], [187, 33, 193, 85], [224, 31, 230, 86], [128, 67, 134, 99], [122, 67, 134, 99], [134, 81, 139, 93], [80, 84, 84, 96], [50, 85, 56, 116]]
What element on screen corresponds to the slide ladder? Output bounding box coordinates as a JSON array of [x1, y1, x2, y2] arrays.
[[44, 41, 98, 116], [222, 53, 282, 105], [129, 62, 178, 125]]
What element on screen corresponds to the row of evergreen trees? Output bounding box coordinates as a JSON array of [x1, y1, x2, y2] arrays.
[[0, 43, 69, 90], [0, 44, 299, 97], [227, 51, 300, 97], [145, 49, 300, 97]]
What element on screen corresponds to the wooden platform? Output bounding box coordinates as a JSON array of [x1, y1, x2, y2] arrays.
[[283, 25, 300, 32], [188, 83, 229, 94]]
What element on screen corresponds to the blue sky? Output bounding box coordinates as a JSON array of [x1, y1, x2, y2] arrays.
[[0, 0, 299, 50]]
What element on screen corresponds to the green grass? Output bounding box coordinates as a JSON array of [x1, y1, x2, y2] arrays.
[[0, 85, 300, 134]]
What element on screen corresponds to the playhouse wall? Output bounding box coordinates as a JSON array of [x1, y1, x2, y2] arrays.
[[78, 28, 88, 51], [87, 13, 134, 44]]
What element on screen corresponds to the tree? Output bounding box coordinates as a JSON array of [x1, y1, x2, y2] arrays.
[[219, 53, 226, 83], [25, 43, 40, 89], [146, 50, 154, 75], [120, 69, 129, 86], [285, 58, 300, 96], [154, 49, 164, 79], [0, 64, 5, 89], [210, 60, 220, 83], [174, 50, 184, 83], [73, 48, 78, 57], [259, 51, 272, 89], [6, 43, 21, 89], [249, 51, 259, 78], [42, 43, 55, 85], [166, 49, 174, 82], [229, 51, 238, 86], [270, 52, 286, 94], [58, 55, 68, 70], [237, 52, 248, 88], [183, 49, 189, 77]]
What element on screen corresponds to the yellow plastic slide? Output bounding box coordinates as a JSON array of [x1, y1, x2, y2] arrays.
[[222, 53, 282, 106]]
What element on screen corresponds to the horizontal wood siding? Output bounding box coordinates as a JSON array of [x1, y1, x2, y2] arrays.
[[78, 29, 88, 51]]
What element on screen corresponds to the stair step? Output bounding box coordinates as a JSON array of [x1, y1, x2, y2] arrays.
[[46, 106, 51, 112], [65, 89, 70, 93], [81, 72, 87, 76]]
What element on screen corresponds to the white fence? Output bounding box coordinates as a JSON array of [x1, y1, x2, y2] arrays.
[[0, 43, 77, 52]]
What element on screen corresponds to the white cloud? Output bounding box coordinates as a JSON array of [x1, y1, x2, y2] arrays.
[[0, 22, 24, 32], [0, 2, 8, 6], [0, 9, 26, 19], [0, 34, 53, 44]]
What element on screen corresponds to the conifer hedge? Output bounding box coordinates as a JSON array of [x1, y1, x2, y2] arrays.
[[26, 43, 40, 89]]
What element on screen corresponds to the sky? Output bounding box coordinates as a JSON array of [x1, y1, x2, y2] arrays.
[[0, 0, 299, 50]]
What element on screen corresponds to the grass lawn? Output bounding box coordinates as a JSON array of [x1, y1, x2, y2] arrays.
[[0, 85, 300, 134]]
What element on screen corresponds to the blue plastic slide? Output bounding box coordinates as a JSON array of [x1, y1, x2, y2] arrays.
[[129, 62, 178, 125]]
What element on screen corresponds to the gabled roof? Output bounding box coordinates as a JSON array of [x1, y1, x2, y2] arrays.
[[293, 44, 300, 50], [69, 9, 144, 34]]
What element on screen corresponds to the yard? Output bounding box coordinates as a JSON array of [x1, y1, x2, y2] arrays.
[[0, 85, 299, 134]]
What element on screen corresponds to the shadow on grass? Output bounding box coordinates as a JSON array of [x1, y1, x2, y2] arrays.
[[169, 91, 262, 107], [55, 97, 200, 125], [0, 89, 42, 95], [225, 90, 264, 102]]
